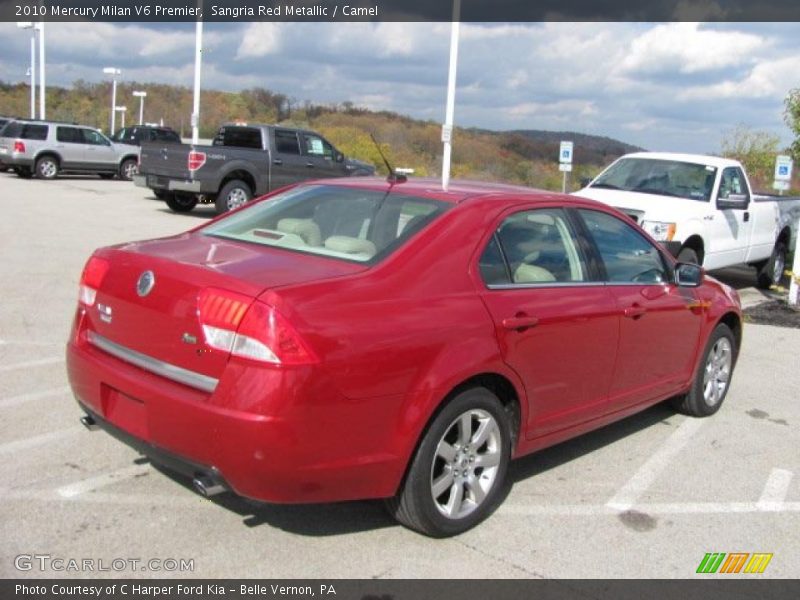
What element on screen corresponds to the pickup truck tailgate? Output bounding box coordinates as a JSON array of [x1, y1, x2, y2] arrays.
[[139, 142, 192, 179]]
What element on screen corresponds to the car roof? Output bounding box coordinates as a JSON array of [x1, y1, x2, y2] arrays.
[[309, 176, 602, 207], [621, 151, 741, 169]]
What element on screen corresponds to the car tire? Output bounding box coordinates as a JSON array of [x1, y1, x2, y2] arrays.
[[671, 323, 736, 417], [677, 247, 700, 265], [15, 167, 33, 179], [119, 158, 138, 181], [153, 189, 167, 200], [165, 193, 198, 213], [756, 241, 787, 289], [35, 156, 58, 180], [215, 180, 252, 214], [385, 387, 512, 537]]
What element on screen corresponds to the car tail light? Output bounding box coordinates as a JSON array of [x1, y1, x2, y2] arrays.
[[79, 256, 110, 307], [13, 140, 25, 153], [187, 151, 206, 171], [198, 288, 317, 365]]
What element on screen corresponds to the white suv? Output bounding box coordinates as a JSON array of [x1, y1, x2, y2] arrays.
[[0, 119, 140, 181]]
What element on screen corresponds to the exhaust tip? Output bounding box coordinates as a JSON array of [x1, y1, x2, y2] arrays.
[[80, 414, 99, 431], [192, 475, 225, 498]]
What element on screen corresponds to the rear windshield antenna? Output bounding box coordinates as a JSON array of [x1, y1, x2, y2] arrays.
[[370, 134, 406, 184]]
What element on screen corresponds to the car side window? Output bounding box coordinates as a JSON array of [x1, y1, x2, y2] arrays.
[[718, 167, 750, 199], [56, 126, 82, 143], [481, 208, 587, 286], [274, 130, 300, 155], [579, 209, 668, 284], [82, 129, 111, 146], [302, 134, 334, 159]]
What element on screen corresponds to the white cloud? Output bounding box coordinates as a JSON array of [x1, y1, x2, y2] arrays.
[[236, 23, 282, 58], [619, 22, 765, 75]]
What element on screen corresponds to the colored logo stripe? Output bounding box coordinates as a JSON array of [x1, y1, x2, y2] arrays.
[[744, 554, 773, 574], [696, 552, 773, 574]]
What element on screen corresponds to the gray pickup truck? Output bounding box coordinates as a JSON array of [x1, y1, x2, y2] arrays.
[[133, 123, 375, 214]]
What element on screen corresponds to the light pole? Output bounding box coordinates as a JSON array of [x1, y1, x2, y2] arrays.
[[441, 0, 461, 191], [103, 67, 121, 134], [132, 90, 147, 125], [192, 11, 203, 144], [39, 21, 45, 119], [16, 22, 38, 119], [115, 106, 127, 130]]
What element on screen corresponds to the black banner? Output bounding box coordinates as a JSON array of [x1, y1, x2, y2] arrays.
[[3, 0, 800, 22], [3, 580, 800, 600]]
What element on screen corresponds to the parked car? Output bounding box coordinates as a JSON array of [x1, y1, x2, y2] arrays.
[[111, 125, 181, 146], [576, 152, 800, 288], [0, 116, 14, 170], [133, 123, 376, 214], [67, 178, 742, 536], [0, 118, 139, 180]]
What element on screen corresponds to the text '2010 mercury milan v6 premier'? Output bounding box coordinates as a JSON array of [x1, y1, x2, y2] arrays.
[[66, 177, 742, 537]]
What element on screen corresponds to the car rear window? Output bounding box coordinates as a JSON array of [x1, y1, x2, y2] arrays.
[[202, 184, 450, 263], [212, 126, 262, 149], [2, 122, 48, 140], [152, 129, 181, 143]]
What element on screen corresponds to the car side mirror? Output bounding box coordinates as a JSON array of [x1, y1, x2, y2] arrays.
[[717, 193, 749, 210], [675, 262, 703, 287], [335, 151, 344, 163]]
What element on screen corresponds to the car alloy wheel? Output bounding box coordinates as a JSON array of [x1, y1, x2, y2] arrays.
[[702, 336, 732, 407], [36, 157, 58, 179], [430, 408, 502, 519], [226, 188, 249, 210]]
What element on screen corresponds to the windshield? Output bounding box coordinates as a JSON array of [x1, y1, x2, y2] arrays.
[[591, 158, 717, 202], [202, 184, 451, 263]]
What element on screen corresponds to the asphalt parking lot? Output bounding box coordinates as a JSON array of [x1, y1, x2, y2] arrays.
[[0, 172, 798, 579]]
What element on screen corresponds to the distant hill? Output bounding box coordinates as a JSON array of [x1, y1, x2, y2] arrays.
[[0, 80, 640, 190], [471, 128, 644, 167]]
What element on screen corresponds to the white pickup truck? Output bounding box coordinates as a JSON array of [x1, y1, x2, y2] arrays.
[[577, 152, 800, 289]]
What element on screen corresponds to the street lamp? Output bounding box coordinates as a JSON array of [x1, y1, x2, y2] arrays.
[[103, 67, 121, 134], [115, 106, 127, 130], [132, 90, 147, 125], [17, 22, 39, 119]]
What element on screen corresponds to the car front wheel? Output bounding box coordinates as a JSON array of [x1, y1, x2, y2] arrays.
[[386, 387, 512, 537], [672, 323, 736, 417]]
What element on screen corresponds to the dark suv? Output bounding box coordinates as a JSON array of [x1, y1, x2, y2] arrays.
[[0, 119, 140, 180], [111, 126, 181, 146]]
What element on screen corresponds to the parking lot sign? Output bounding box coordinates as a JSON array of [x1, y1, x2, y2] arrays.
[[559, 141, 574, 164], [774, 155, 793, 182]]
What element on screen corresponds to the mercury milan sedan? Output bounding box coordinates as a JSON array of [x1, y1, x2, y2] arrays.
[[66, 178, 742, 536]]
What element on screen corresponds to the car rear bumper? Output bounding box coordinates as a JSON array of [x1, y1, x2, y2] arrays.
[[0, 154, 33, 168], [134, 173, 205, 193], [66, 327, 405, 504]]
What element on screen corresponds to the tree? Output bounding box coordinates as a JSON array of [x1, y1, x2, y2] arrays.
[[720, 124, 781, 190], [784, 88, 800, 162]]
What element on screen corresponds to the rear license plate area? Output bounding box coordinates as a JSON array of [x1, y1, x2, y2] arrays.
[[101, 385, 148, 439]]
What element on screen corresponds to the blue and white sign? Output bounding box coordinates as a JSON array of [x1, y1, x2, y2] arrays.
[[774, 155, 793, 182], [559, 141, 574, 164]]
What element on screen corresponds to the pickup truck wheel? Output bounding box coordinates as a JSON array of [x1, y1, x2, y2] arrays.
[[165, 193, 198, 213], [215, 180, 252, 214], [677, 247, 700, 265], [756, 242, 787, 289], [35, 156, 58, 180], [119, 158, 138, 181], [385, 387, 511, 537], [671, 323, 736, 417]]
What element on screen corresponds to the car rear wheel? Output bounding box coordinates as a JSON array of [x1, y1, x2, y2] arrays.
[[35, 156, 58, 180], [215, 180, 252, 214], [672, 323, 736, 417], [756, 241, 787, 289], [165, 193, 198, 213], [119, 158, 138, 181], [386, 387, 511, 537]]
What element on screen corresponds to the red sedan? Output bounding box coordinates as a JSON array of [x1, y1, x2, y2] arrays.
[[67, 178, 742, 536]]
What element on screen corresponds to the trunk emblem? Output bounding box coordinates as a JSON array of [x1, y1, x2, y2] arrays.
[[136, 271, 156, 297]]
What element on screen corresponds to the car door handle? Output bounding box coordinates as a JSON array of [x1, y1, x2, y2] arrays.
[[623, 304, 647, 319], [502, 315, 539, 331], [743, 211, 750, 222], [272, 159, 283, 165]]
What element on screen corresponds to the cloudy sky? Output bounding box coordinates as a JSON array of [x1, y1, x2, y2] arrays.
[[1, 21, 799, 153]]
